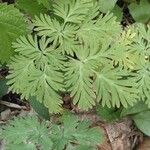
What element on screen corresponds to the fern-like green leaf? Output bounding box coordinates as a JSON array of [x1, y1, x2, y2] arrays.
[[65, 59, 95, 110], [1, 116, 53, 150], [65, 45, 102, 110], [51, 113, 103, 150], [53, 0, 93, 24], [6, 0, 145, 112], [0, 3, 28, 63], [129, 24, 150, 107], [107, 29, 136, 69], [136, 63, 150, 107], [34, 14, 78, 55], [129, 24, 150, 62], [33, 5, 121, 56], [1, 114, 103, 150], [94, 66, 138, 108], [7, 35, 65, 113], [76, 12, 121, 47]]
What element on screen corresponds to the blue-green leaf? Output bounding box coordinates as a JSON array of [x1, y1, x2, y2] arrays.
[[128, 0, 150, 23], [132, 111, 150, 136], [99, 0, 117, 13], [121, 101, 149, 117], [0, 78, 8, 98]]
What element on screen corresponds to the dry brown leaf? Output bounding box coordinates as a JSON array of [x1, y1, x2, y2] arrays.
[[138, 137, 150, 150], [0, 109, 11, 121]]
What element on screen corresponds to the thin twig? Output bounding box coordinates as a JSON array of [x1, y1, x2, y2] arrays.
[[0, 100, 27, 110]]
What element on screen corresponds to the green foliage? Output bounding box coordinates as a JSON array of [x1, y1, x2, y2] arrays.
[[121, 101, 149, 117], [94, 66, 138, 108], [99, 101, 150, 136], [95, 0, 123, 21], [53, 0, 93, 24], [1, 116, 53, 150], [0, 3, 28, 63], [0, 78, 8, 98], [128, 0, 150, 23], [29, 96, 50, 120], [1, 114, 103, 150], [0, 0, 150, 140], [37, 0, 52, 9], [120, 101, 150, 136], [132, 111, 150, 136], [96, 105, 121, 122], [50, 113, 103, 150], [96, 0, 150, 23], [131, 24, 150, 107], [16, 0, 47, 17], [98, 0, 117, 13], [111, 5, 123, 22], [96, 101, 150, 135], [6, 0, 150, 113], [7, 35, 64, 113]]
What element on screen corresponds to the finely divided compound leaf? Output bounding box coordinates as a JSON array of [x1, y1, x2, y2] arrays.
[[65, 59, 95, 110], [53, 0, 93, 23], [136, 63, 150, 107], [33, 7, 121, 56], [129, 24, 150, 61], [94, 66, 138, 108], [7, 35, 65, 113], [65, 45, 100, 110], [132, 24, 150, 107], [2, 116, 53, 150], [76, 12, 121, 47], [107, 29, 136, 69], [0, 3, 28, 63], [51, 113, 103, 150], [6, 0, 147, 112], [2, 114, 103, 150], [34, 14, 78, 55]]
